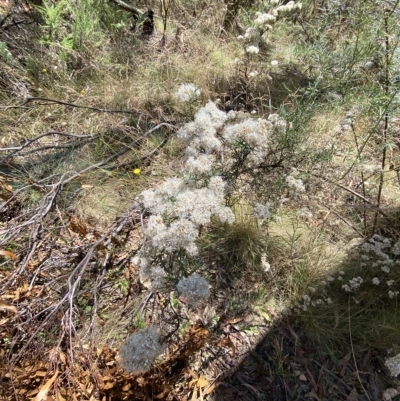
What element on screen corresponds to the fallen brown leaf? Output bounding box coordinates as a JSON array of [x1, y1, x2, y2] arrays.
[[0, 250, 18, 261], [197, 372, 208, 388], [0, 300, 17, 314], [69, 216, 87, 238], [35, 370, 58, 401]]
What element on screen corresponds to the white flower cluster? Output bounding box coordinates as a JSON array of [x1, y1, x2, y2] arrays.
[[223, 116, 273, 168], [246, 45, 260, 54], [177, 274, 210, 306], [293, 270, 350, 313], [261, 253, 271, 272], [178, 102, 286, 171], [134, 255, 168, 293], [239, 1, 302, 55], [360, 234, 399, 273], [254, 12, 276, 29], [253, 202, 271, 219], [342, 276, 363, 292], [275, 1, 302, 14], [385, 353, 400, 377], [139, 176, 235, 256], [392, 240, 400, 255], [145, 215, 199, 256], [286, 169, 305, 192], [298, 293, 325, 311], [119, 327, 165, 374], [383, 388, 400, 401], [177, 101, 226, 166], [176, 83, 201, 102]]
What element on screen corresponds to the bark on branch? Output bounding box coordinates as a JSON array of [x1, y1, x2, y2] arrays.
[[109, 0, 143, 17], [108, 0, 155, 35]]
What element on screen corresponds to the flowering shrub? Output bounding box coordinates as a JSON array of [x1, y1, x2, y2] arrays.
[[238, 0, 303, 56], [121, 100, 292, 373], [133, 101, 287, 293]]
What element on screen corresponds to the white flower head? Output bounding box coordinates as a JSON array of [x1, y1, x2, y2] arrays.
[[254, 13, 276, 28], [372, 277, 380, 285], [253, 202, 271, 219], [385, 353, 400, 376], [261, 253, 270, 272], [246, 45, 260, 54], [177, 274, 210, 306], [140, 265, 168, 293], [176, 83, 201, 102], [286, 174, 305, 192], [392, 240, 400, 255], [342, 284, 351, 292], [119, 327, 165, 374]]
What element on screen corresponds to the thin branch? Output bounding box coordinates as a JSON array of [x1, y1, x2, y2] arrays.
[[107, 134, 169, 170], [0, 96, 145, 115], [0, 131, 98, 164], [109, 0, 144, 17], [308, 171, 389, 218], [63, 123, 173, 184]]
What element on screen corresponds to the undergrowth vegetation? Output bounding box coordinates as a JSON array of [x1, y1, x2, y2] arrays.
[[1, 0, 400, 400]]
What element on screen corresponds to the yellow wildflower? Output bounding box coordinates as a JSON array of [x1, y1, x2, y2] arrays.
[[133, 168, 141, 175]]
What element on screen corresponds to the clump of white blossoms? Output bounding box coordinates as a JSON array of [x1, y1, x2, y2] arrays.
[[246, 45, 260, 54], [139, 176, 235, 256], [385, 353, 400, 377], [239, 0, 302, 55], [119, 327, 165, 374], [372, 277, 380, 285], [286, 169, 305, 192], [177, 101, 226, 160], [358, 234, 400, 275], [177, 274, 210, 306], [253, 202, 271, 219], [140, 263, 168, 293], [261, 253, 271, 272], [342, 276, 363, 292], [177, 101, 287, 172], [176, 83, 201, 102], [275, 1, 302, 14]]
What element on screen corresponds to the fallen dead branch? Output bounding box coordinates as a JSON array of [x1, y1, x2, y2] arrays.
[[0, 96, 147, 115]]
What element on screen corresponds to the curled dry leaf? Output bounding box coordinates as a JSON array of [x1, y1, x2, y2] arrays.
[[69, 216, 87, 238], [0, 179, 13, 200], [0, 250, 18, 261], [34, 370, 58, 401], [0, 300, 18, 314]]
